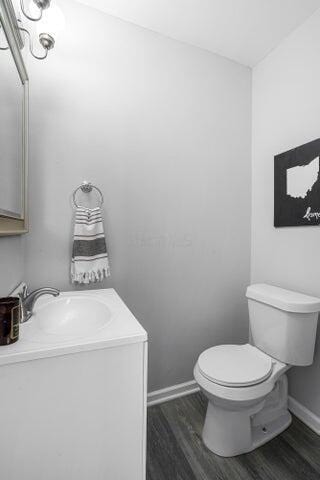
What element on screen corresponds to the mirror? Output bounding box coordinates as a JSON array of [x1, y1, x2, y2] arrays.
[[0, 0, 28, 234], [0, 35, 23, 218]]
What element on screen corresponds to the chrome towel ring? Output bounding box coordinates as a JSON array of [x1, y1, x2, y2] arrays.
[[72, 181, 104, 210]]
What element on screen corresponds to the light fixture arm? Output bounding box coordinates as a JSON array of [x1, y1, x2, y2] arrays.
[[0, 0, 56, 61], [19, 26, 48, 60], [20, 0, 42, 21], [0, 25, 9, 50]]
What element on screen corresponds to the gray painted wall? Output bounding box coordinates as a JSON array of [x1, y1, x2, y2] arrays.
[[25, 0, 252, 391], [252, 10, 320, 416], [0, 237, 24, 297]]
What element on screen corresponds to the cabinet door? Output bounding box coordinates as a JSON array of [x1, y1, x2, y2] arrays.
[[0, 342, 147, 480]]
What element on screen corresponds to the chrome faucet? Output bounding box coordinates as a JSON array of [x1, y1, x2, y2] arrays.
[[20, 287, 60, 323]]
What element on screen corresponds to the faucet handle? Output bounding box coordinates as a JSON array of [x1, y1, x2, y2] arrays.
[[21, 284, 29, 300], [9, 282, 29, 299], [16, 285, 29, 311]]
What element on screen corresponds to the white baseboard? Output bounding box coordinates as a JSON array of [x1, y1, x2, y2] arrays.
[[148, 380, 199, 407], [288, 396, 320, 435]]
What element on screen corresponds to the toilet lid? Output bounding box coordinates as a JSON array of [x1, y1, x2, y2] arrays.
[[198, 344, 273, 387]]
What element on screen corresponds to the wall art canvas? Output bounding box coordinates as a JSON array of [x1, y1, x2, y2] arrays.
[[274, 138, 320, 227]]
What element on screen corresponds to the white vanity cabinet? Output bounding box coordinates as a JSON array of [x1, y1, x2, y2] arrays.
[[0, 289, 148, 480]]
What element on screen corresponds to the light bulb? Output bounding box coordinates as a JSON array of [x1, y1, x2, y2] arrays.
[[26, 0, 45, 19]]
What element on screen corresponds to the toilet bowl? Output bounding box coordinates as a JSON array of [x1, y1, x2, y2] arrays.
[[194, 344, 291, 457], [194, 284, 320, 457]]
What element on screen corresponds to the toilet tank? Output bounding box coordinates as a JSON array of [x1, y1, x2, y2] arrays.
[[246, 284, 320, 366]]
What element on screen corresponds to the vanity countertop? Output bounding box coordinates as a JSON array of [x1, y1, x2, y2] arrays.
[[0, 288, 147, 366]]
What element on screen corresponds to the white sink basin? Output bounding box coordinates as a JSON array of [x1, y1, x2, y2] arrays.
[[0, 289, 147, 366], [30, 295, 112, 340]]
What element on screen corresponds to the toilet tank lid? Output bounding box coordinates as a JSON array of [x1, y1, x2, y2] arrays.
[[246, 284, 320, 313]]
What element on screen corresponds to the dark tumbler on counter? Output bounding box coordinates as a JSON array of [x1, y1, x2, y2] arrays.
[[0, 297, 20, 345]]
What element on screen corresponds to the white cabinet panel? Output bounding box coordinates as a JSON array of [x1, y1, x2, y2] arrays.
[[0, 342, 147, 480]]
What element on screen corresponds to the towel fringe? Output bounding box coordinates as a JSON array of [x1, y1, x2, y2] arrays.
[[71, 266, 110, 285]]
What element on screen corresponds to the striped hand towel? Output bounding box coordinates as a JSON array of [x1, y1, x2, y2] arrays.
[[71, 207, 110, 284]]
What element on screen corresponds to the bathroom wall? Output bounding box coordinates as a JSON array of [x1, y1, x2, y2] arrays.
[[0, 238, 24, 297], [252, 9, 320, 416], [25, 0, 252, 391]]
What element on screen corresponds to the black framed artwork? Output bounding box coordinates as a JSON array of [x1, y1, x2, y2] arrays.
[[274, 138, 320, 227]]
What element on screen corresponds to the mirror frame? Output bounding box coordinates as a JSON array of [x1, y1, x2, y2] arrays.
[[0, 0, 28, 235]]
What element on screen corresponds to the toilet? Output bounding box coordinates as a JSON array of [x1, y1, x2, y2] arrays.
[[194, 283, 320, 457]]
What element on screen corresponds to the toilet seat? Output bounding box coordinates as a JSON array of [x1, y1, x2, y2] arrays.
[[198, 344, 274, 387]]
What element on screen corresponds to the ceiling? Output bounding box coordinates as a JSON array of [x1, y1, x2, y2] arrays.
[[76, 0, 320, 67]]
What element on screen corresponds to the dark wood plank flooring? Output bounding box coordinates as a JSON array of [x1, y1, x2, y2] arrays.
[[147, 392, 320, 480]]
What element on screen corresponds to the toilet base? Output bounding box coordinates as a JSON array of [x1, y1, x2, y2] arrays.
[[251, 410, 292, 452], [202, 375, 291, 457]]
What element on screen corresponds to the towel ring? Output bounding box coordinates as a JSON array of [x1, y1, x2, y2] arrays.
[[72, 181, 104, 210]]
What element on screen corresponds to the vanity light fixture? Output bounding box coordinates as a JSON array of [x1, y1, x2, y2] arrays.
[[0, 0, 62, 60], [19, 25, 54, 59], [18, 0, 56, 60]]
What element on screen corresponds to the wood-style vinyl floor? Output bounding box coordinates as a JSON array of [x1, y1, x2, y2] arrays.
[[147, 392, 320, 480]]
